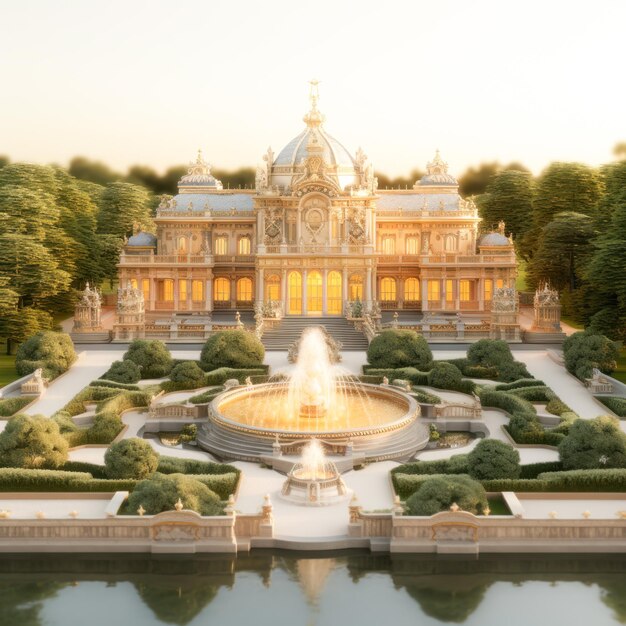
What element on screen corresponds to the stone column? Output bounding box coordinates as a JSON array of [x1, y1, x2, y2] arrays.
[[421, 279, 428, 311], [205, 277, 212, 312], [302, 269, 308, 315], [258, 268, 265, 303], [343, 266, 349, 308], [173, 278, 179, 311], [322, 269, 328, 315], [150, 277, 156, 311], [281, 268, 287, 315], [365, 267, 372, 304]]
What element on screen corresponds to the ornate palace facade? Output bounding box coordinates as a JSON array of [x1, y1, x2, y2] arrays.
[[116, 85, 517, 327]]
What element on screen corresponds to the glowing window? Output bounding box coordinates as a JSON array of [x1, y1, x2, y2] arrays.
[[288, 271, 302, 314], [130, 278, 138, 289], [405, 237, 419, 255], [179, 280, 188, 302], [162, 279, 174, 302], [381, 236, 396, 255], [428, 280, 440, 301], [214, 236, 228, 255], [237, 277, 253, 302], [446, 279, 454, 302], [460, 280, 471, 302], [404, 278, 419, 301], [214, 278, 230, 302], [327, 271, 342, 314], [307, 271, 323, 314], [380, 277, 396, 301], [496, 278, 504, 289], [141, 279, 149, 303], [349, 274, 363, 301], [176, 237, 187, 254], [192, 280, 204, 302], [444, 235, 457, 252], [266, 275, 280, 302], [238, 237, 251, 255], [484, 279, 493, 301]]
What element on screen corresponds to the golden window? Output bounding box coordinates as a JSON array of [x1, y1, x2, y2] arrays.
[[266, 275, 280, 301], [179, 280, 188, 302], [405, 237, 419, 255], [381, 236, 396, 255], [327, 271, 342, 314], [349, 274, 363, 301], [162, 279, 174, 302], [460, 280, 471, 302], [404, 277, 419, 301], [130, 278, 138, 289], [428, 280, 440, 301], [484, 279, 493, 301], [446, 279, 454, 302], [192, 280, 204, 302], [214, 236, 228, 256], [496, 278, 504, 289], [141, 279, 149, 302], [237, 277, 253, 302], [380, 277, 396, 301], [238, 237, 251, 255], [214, 277, 230, 302], [288, 271, 302, 315], [176, 236, 187, 254]]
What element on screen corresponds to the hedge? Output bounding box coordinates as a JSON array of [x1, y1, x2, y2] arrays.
[[443, 358, 499, 380], [503, 424, 565, 447], [478, 389, 537, 415], [597, 396, 626, 418], [392, 456, 469, 477], [508, 385, 555, 402], [89, 379, 140, 391], [545, 398, 572, 416], [519, 461, 564, 479], [410, 390, 442, 405], [0, 397, 33, 417], [362, 367, 429, 386], [188, 388, 224, 405], [61, 460, 108, 478], [205, 367, 269, 386], [0, 468, 92, 490], [192, 473, 240, 500], [538, 469, 626, 491], [392, 473, 451, 500], [480, 478, 550, 492], [495, 379, 543, 391], [56, 386, 122, 418], [157, 456, 240, 476]]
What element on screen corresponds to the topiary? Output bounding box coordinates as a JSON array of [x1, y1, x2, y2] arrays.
[[104, 437, 159, 479], [127, 473, 223, 515], [15, 331, 77, 380], [563, 331, 619, 381], [467, 339, 513, 368], [558, 415, 626, 470], [123, 339, 173, 378], [0, 414, 68, 469], [427, 362, 463, 390], [467, 439, 521, 480], [545, 398, 571, 416], [405, 475, 488, 516], [169, 361, 206, 389], [366, 330, 433, 369], [200, 330, 265, 369], [101, 360, 142, 384]]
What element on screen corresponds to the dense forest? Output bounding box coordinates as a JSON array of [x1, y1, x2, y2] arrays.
[[0, 147, 624, 354]]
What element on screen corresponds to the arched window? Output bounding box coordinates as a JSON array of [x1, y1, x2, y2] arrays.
[[444, 235, 457, 252], [214, 277, 230, 302], [381, 236, 396, 255], [162, 279, 174, 302], [176, 236, 187, 254], [214, 236, 228, 256], [238, 236, 251, 255], [349, 274, 363, 301], [405, 236, 419, 255], [404, 277, 419, 301], [265, 274, 280, 302], [288, 271, 302, 314], [307, 271, 323, 314], [327, 271, 342, 314], [237, 277, 253, 302], [380, 277, 396, 301], [191, 280, 204, 302]]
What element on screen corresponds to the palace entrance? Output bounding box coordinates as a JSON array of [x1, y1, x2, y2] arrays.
[[284, 270, 346, 316]]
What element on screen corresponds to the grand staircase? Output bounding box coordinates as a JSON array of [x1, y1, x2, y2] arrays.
[[261, 317, 369, 351]]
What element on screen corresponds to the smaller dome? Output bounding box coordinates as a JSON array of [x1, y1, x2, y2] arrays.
[[417, 150, 458, 187], [479, 232, 510, 246], [178, 150, 223, 189], [127, 231, 156, 247]]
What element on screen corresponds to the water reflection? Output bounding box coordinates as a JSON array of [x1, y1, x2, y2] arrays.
[[0, 553, 625, 626]]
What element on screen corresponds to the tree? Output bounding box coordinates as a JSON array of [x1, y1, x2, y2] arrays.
[[563, 331, 619, 380], [527, 212, 596, 292], [170, 361, 206, 388], [375, 168, 424, 189], [101, 360, 142, 384], [69, 156, 122, 186], [97, 181, 154, 238], [127, 473, 223, 515], [0, 414, 68, 469], [0, 307, 54, 354], [15, 331, 76, 379], [123, 339, 173, 378], [478, 170, 534, 258], [405, 475, 488, 516], [466, 339, 529, 382], [427, 362, 463, 390], [458, 162, 529, 197], [104, 438, 159, 479], [0, 155, 9, 169], [467, 439, 520, 480], [559, 416, 626, 470], [200, 331, 265, 369], [366, 330, 433, 369]]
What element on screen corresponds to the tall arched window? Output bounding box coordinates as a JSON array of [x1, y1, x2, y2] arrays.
[[380, 277, 396, 301], [214, 236, 228, 255], [176, 236, 187, 254], [444, 234, 457, 252], [214, 277, 230, 302], [404, 277, 420, 301], [327, 271, 342, 314], [307, 271, 323, 314], [349, 274, 363, 301], [288, 271, 302, 314], [381, 236, 396, 255], [236, 277, 253, 302], [238, 236, 251, 255], [405, 236, 419, 255], [265, 274, 280, 302], [191, 280, 204, 302], [130, 278, 138, 289]]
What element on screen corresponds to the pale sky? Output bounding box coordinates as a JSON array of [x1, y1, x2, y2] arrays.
[[1, 0, 625, 178]]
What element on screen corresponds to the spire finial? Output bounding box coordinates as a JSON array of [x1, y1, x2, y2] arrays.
[[309, 79, 320, 111], [303, 79, 324, 128], [197, 148, 203, 164]]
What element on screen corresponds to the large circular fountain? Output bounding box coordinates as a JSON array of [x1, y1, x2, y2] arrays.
[[198, 327, 428, 462]]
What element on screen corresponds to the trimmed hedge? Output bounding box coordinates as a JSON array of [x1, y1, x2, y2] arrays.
[[0, 467, 92, 490], [89, 379, 140, 391], [597, 396, 626, 418], [443, 358, 499, 380], [188, 388, 224, 405], [200, 331, 265, 370], [467, 439, 520, 480], [508, 385, 555, 402], [519, 461, 563, 479], [478, 389, 537, 415], [61, 460, 108, 478], [410, 390, 442, 405], [405, 475, 488, 516], [366, 329, 433, 369], [157, 456, 240, 476], [391, 456, 470, 479], [480, 478, 550, 492], [0, 396, 32, 417], [100, 360, 142, 384], [123, 339, 173, 378], [545, 398, 572, 416], [192, 473, 240, 500], [362, 367, 429, 386], [392, 472, 450, 500], [538, 469, 626, 491], [205, 367, 269, 386], [495, 379, 543, 391], [56, 386, 121, 417], [503, 424, 565, 447], [15, 331, 77, 380]]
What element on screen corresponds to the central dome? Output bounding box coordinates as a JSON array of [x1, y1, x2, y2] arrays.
[[273, 127, 356, 169]]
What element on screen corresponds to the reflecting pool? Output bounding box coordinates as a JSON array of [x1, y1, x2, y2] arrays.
[[1, 552, 626, 626]]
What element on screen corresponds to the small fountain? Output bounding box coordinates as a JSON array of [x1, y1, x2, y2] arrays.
[[281, 439, 348, 506]]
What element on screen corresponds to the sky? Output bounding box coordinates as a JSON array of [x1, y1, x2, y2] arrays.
[[0, 0, 625, 178]]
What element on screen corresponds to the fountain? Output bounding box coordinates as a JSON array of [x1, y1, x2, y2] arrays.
[[281, 439, 348, 505], [199, 327, 428, 462]]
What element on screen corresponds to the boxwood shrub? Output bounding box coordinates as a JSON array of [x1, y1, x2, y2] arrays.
[[478, 389, 537, 415], [519, 461, 563, 479], [508, 385, 555, 402], [192, 473, 240, 500], [597, 396, 626, 418], [366, 329, 433, 369], [538, 468, 626, 491], [410, 390, 442, 404], [405, 475, 488, 516], [157, 456, 239, 476], [89, 379, 140, 391], [495, 379, 543, 391], [205, 367, 269, 386], [0, 397, 33, 417], [188, 388, 224, 405], [363, 368, 430, 386]]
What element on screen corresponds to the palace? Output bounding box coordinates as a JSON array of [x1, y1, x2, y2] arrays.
[[115, 84, 518, 340]]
